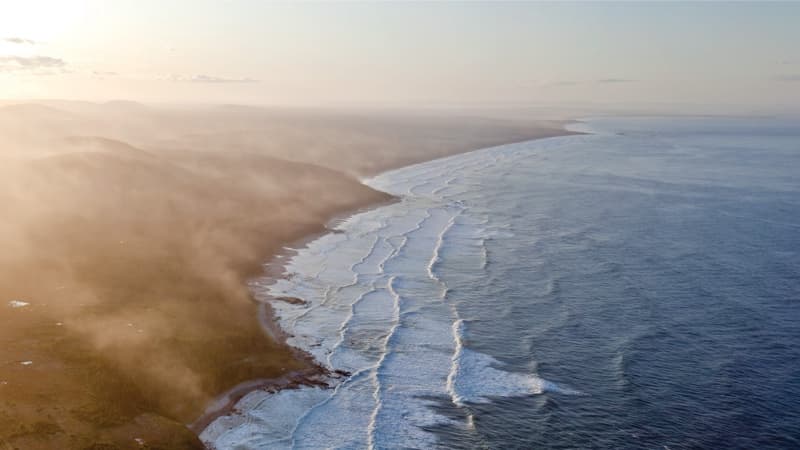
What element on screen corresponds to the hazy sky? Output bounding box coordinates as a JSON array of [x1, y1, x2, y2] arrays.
[[0, 1, 798, 110]]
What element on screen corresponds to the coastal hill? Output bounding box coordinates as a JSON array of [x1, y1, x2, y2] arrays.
[[0, 102, 569, 448]]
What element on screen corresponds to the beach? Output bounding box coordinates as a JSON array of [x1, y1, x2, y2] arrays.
[[0, 102, 572, 448], [199, 116, 800, 449], [1, 2, 796, 448]]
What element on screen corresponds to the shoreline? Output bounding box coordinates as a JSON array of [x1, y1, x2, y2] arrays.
[[0, 105, 585, 448], [189, 197, 400, 434], [193, 125, 580, 443]]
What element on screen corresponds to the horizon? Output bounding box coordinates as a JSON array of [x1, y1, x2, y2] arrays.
[[2, 2, 800, 449], [0, 1, 799, 114]]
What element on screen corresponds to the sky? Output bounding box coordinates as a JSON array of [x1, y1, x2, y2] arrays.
[[0, 0, 798, 111]]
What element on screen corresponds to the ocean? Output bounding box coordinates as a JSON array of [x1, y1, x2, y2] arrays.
[[202, 117, 800, 449]]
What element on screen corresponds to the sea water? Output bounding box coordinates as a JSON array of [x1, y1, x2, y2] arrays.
[[203, 117, 800, 449]]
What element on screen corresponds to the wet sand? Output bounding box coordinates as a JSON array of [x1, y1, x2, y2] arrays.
[[0, 102, 574, 448]]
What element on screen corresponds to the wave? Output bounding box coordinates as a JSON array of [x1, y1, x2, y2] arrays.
[[448, 319, 580, 406], [202, 137, 578, 449]]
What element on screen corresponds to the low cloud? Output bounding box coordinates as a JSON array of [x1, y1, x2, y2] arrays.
[[597, 78, 636, 84], [165, 74, 259, 83], [0, 55, 66, 74], [542, 78, 637, 87], [775, 74, 800, 82], [3, 37, 37, 45], [540, 80, 579, 87]]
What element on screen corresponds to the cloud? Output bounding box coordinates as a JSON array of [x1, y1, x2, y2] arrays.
[[0, 55, 66, 74], [539, 80, 579, 87], [597, 78, 637, 84], [165, 74, 259, 83], [775, 74, 800, 82], [3, 37, 37, 45], [541, 78, 637, 88], [93, 70, 118, 76]]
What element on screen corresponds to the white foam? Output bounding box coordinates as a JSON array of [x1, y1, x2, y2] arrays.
[[203, 137, 579, 449], [448, 320, 580, 406], [201, 387, 331, 448], [8, 300, 30, 308]]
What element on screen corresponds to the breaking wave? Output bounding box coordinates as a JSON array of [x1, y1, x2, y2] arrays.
[[202, 136, 578, 449]]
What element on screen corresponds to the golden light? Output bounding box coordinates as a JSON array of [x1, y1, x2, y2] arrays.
[[0, 0, 87, 43]]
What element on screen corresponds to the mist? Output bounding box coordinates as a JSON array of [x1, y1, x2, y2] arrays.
[[0, 101, 569, 447]]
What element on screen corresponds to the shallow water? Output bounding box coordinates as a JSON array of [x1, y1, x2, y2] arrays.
[[203, 117, 800, 449]]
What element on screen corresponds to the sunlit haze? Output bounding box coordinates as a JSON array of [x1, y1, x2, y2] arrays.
[[2, 2, 800, 449], [0, 1, 798, 112]]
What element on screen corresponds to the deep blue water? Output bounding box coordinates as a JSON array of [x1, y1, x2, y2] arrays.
[[432, 117, 800, 449], [205, 117, 800, 449]]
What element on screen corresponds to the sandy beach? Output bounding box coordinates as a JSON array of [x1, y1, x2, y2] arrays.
[[0, 102, 573, 448], [0, 2, 794, 447]]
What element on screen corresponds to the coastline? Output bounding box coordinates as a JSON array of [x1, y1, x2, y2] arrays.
[[194, 124, 581, 443], [189, 198, 400, 434], [0, 103, 584, 448]]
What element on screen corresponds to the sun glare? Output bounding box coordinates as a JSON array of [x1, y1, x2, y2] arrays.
[[0, 0, 86, 42]]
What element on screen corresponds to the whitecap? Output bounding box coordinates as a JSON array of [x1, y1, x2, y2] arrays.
[[448, 320, 580, 407], [204, 136, 581, 449]]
